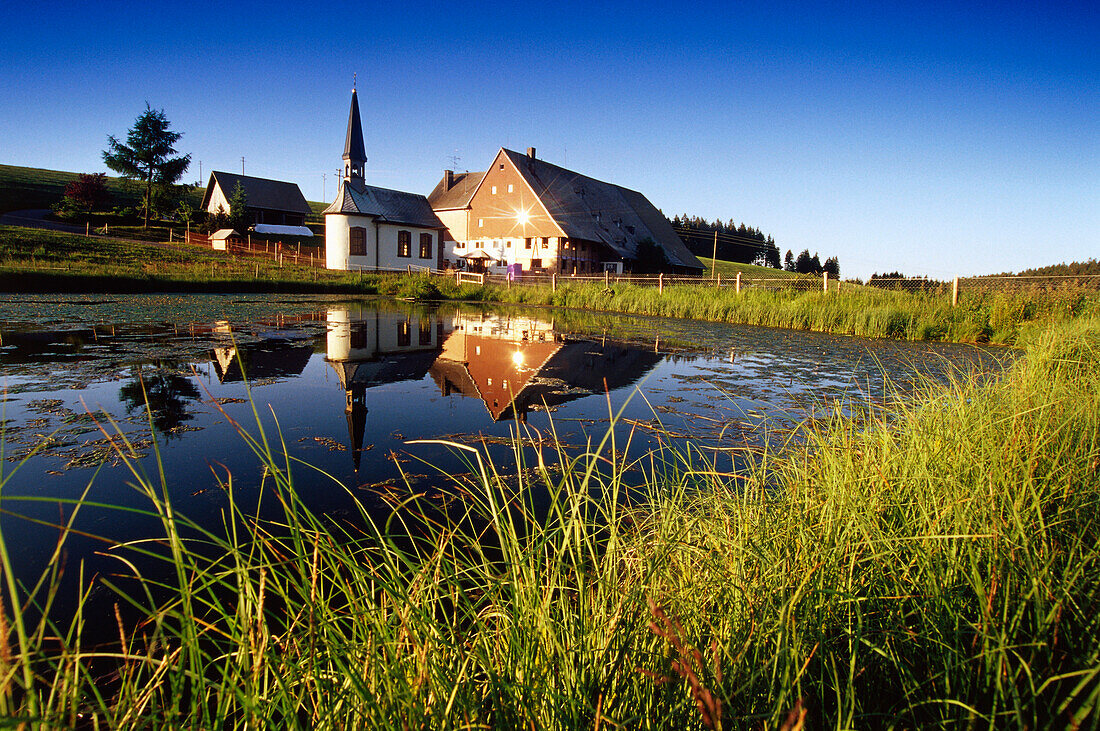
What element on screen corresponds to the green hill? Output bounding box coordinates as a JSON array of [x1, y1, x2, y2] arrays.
[[0, 163, 202, 214], [702, 257, 795, 278]]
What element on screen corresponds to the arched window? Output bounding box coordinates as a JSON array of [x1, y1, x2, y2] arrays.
[[419, 233, 433, 259], [397, 230, 411, 258]]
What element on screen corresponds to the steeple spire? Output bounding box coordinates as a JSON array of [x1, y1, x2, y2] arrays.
[[343, 87, 366, 190]]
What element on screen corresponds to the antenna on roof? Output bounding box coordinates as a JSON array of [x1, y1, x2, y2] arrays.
[[353, 72, 357, 91], [448, 151, 461, 169]]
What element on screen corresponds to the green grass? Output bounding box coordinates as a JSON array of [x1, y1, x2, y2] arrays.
[[0, 317, 1096, 727], [4, 225, 1099, 343], [0, 163, 203, 215], [701, 257, 795, 278]]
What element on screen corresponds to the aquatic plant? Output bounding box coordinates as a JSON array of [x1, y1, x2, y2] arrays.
[[0, 323, 1097, 725]]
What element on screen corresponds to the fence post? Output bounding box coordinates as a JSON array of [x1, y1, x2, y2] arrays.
[[952, 276, 959, 307], [604, 270, 609, 287], [86, 222, 90, 236], [658, 273, 664, 294], [716, 273, 721, 289], [736, 272, 741, 294], [837, 279, 841, 294], [823, 271, 829, 293]]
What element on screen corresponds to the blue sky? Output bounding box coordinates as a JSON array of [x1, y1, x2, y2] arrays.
[[1, 0, 1096, 278]]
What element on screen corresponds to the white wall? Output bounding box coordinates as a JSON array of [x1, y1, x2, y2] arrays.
[[376, 224, 439, 271], [325, 213, 376, 270], [205, 184, 230, 216]]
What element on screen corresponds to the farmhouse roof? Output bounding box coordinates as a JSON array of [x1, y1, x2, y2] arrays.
[[499, 148, 703, 271], [202, 172, 311, 215], [426, 171, 486, 210], [323, 181, 444, 230]]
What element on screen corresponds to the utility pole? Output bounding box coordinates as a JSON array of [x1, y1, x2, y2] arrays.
[[322, 173, 326, 201], [712, 230, 718, 280], [241, 156, 245, 174]]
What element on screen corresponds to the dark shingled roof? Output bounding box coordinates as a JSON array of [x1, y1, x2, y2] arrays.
[[499, 148, 704, 272], [323, 181, 444, 229], [426, 171, 486, 210], [201, 172, 311, 215], [343, 89, 367, 164]]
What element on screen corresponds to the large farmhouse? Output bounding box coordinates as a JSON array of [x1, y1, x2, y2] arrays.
[[324, 90, 446, 271], [427, 148, 703, 275], [201, 171, 312, 236]]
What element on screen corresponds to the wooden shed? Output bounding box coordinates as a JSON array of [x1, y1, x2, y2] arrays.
[[210, 229, 243, 251]]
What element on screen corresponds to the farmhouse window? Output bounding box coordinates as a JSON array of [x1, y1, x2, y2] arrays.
[[349, 227, 366, 256], [542, 237, 549, 247], [478, 219, 484, 228], [531, 258, 542, 268], [397, 321, 411, 347], [524, 237, 532, 249], [419, 233, 432, 259], [397, 230, 411, 258], [508, 184, 514, 193], [491, 186, 497, 195]]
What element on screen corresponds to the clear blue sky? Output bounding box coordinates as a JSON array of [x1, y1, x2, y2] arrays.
[[2, 0, 1096, 278]]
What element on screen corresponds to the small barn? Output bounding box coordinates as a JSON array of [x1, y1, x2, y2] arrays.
[[201, 172, 312, 229]]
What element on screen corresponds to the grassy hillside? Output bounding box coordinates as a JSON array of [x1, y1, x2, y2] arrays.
[[0, 163, 202, 214], [702, 257, 794, 278]]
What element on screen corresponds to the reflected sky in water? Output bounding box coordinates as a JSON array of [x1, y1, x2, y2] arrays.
[[0, 294, 1013, 588]]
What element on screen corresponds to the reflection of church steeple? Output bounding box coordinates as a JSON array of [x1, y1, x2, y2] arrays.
[[325, 306, 448, 467], [345, 386, 367, 471]]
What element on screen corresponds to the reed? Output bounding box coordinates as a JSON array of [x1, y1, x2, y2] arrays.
[[1, 315, 1097, 727]]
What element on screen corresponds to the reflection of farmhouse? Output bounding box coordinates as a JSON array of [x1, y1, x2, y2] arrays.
[[428, 148, 704, 276], [324, 90, 446, 271], [326, 306, 448, 468], [429, 313, 663, 421], [212, 338, 315, 383], [201, 171, 313, 236]]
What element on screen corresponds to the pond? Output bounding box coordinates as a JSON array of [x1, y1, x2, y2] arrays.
[[0, 294, 1012, 600]]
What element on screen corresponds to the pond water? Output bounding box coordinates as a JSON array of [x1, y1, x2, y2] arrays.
[[0, 294, 1012, 596]]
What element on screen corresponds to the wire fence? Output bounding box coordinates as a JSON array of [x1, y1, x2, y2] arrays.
[[168, 233, 1100, 305]]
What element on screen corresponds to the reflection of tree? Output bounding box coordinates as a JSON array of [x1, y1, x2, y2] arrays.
[[118, 363, 201, 437]]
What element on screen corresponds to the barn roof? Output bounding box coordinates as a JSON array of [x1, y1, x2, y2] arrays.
[[202, 172, 311, 215]]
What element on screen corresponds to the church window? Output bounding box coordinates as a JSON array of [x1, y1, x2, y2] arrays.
[[398, 230, 411, 257], [419, 233, 432, 259], [349, 227, 366, 256]]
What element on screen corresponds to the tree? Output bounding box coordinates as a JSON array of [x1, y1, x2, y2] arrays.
[[632, 237, 669, 274], [822, 256, 840, 278], [227, 182, 249, 232], [794, 249, 812, 274], [103, 104, 190, 228], [784, 250, 794, 272], [55, 173, 109, 219]]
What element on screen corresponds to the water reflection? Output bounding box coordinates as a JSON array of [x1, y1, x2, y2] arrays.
[[325, 306, 447, 469], [430, 312, 662, 422], [118, 362, 202, 437]]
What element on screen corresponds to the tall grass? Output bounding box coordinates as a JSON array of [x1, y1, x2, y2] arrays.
[[1, 318, 1097, 726]]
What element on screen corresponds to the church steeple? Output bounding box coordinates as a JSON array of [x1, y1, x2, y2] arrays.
[[343, 87, 366, 190]]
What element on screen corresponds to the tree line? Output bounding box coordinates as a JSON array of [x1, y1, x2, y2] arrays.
[[668, 215, 782, 268], [669, 214, 842, 276]]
